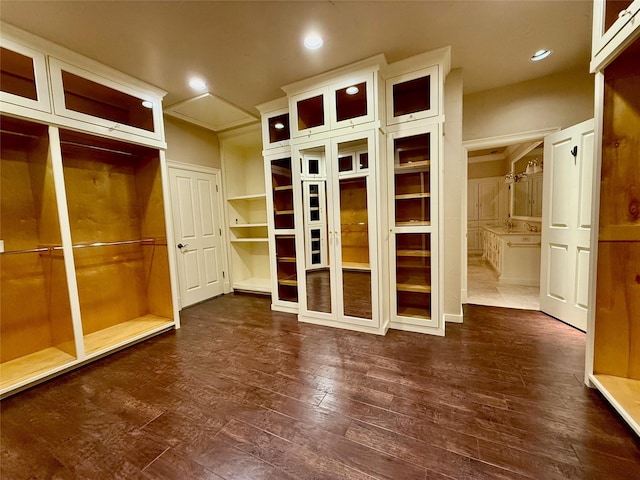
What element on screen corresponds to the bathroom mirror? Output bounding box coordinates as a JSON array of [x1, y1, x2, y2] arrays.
[[510, 148, 543, 220]]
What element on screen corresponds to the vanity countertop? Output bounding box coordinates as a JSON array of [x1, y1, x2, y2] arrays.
[[483, 225, 541, 236]]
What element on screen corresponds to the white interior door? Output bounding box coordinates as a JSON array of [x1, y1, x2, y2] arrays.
[[540, 119, 594, 331], [169, 166, 225, 308]]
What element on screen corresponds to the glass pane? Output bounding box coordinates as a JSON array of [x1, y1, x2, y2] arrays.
[[268, 113, 290, 143], [275, 235, 298, 302], [338, 155, 353, 172], [0, 47, 37, 100], [61, 70, 154, 132], [359, 153, 369, 170], [339, 176, 372, 319], [297, 95, 324, 130], [393, 75, 431, 117], [335, 81, 367, 122], [396, 233, 431, 319], [394, 134, 431, 226], [605, 1, 633, 31], [271, 158, 294, 229], [308, 158, 320, 175]]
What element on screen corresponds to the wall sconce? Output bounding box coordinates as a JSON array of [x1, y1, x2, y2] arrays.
[[504, 172, 528, 184]]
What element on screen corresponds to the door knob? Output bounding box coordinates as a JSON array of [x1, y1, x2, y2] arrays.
[[177, 243, 188, 249]]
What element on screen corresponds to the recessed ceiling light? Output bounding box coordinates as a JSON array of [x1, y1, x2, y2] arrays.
[[304, 33, 323, 50], [188, 77, 207, 91], [274, 122, 285, 130], [141, 100, 153, 109], [345, 86, 359, 95], [530, 49, 552, 62]]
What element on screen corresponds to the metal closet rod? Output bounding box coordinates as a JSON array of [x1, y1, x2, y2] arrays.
[[60, 141, 134, 156], [0, 238, 158, 255]]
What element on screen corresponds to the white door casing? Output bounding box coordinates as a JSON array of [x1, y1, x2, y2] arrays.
[[540, 119, 595, 331], [169, 165, 225, 308]]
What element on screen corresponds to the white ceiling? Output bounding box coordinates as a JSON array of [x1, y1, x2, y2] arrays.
[[0, 1, 593, 121]]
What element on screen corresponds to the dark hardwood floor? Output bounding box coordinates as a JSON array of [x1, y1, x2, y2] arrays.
[[1, 294, 639, 479]]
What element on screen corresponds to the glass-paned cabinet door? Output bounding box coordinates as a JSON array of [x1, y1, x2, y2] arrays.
[[0, 39, 50, 112], [391, 126, 437, 227], [394, 233, 432, 321], [386, 65, 439, 125], [274, 235, 298, 303], [332, 73, 376, 130], [262, 109, 291, 149], [592, 0, 640, 58], [271, 157, 295, 230], [49, 58, 163, 141], [290, 87, 330, 138]]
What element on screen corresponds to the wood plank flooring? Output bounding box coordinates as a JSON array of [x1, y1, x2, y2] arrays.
[[1, 294, 639, 479]]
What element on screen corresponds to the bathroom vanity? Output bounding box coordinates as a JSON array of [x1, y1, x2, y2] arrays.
[[483, 225, 541, 286]]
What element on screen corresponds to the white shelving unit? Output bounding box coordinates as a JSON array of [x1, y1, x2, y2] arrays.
[[220, 125, 271, 294]]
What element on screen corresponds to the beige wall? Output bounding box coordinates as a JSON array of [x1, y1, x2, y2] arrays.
[[463, 67, 594, 142], [468, 159, 509, 179], [164, 116, 221, 169], [443, 68, 464, 323]]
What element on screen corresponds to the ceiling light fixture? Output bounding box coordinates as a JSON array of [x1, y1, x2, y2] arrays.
[[530, 49, 552, 62], [188, 77, 207, 91], [345, 86, 359, 95], [304, 33, 323, 50], [274, 122, 285, 130]]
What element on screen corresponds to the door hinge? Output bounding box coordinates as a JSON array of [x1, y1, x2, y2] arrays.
[[222, 271, 225, 278], [216, 184, 219, 192], [219, 228, 222, 235]]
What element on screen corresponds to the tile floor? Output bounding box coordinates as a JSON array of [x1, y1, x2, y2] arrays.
[[467, 254, 540, 310]]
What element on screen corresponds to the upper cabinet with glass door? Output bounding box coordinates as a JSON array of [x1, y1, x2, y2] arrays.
[[257, 97, 291, 150], [591, 0, 640, 71], [49, 58, 164, 144], [284, 56, 383, 138], [0, 37, 50, 114]]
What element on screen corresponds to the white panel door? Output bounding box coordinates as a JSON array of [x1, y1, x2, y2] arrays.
[[540, 119, 594, 331], [169, 167, 225, 307]]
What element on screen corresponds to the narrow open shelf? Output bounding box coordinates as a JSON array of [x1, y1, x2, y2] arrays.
[[395, 160, 430, 171], [230, 223, 268, 228], [396, 221, 431, 227], [397, 306, 431, 320], [84, 315, 173, 356], [592, 374, 640, 434], [397, 249, 431, 257], [275, 210, 295, 215], [274, 185, 294, 191], [397, 283, 431, 293], [278, 277, 298, 286], [0, 347, 76, 391], [230, 238, 268, 243], [277, 256, 296, 263], [227, 193, 267, 202], [342, 262, 371, 270], [395, 192, 431, 200]]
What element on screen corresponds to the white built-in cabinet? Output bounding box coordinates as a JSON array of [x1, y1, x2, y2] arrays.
[[0, 24, 178, 398], [467, 177, 501, 254], [220, 125, 270, 294], [585, 0, 640, 436], [258, 48, 450, 336]]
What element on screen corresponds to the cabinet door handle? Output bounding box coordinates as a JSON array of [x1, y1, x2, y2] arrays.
[[618, 9, 631, 18]]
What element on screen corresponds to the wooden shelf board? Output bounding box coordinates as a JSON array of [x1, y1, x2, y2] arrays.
[[275, 234, 295, 239], [397, 283, 431, 293], [397, 249, 431, 257], [84, 315, 174, 356], [231, 238, 268, 243], [395, 160, 430, 171], [277, 256, 296, 263], [227, 193, 267, 202], [342, 262, 371, 270], [278, 278, 298, 286], [397, 306, 431, 320], [230, 223, 268, 228], [275, 210, 295, 215], [233, 277, 271, 293], [395, 193, 430, 200], [592, 374, 640, 433], [0, 347, 76, 391], [274, 185, 293, 191], [395, 221, 431, 227]]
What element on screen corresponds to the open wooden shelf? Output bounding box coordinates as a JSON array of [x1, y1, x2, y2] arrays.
[[275, 209, 295, 215], [395, 192, 431, 200], [227, 193, 267, 202], [274, 185, 293, 192], [0, 347, 76, 391], [395, 160, 430, 171], [230, 223, 268, 228], [231, 238, 268, 243], [397, 305, 431, 319], [397, 249, 431, 257], [278, 277, 298, 287], [342, 262, 371, 270], [395, 220, 431, 227], [397, 283, 431, 293], [84, 314, 173, 356], [277, 256, 297, 263], [592, 374, 640, 434]]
